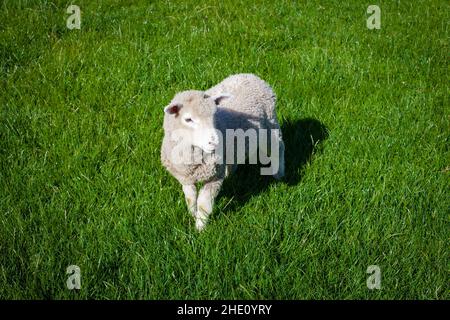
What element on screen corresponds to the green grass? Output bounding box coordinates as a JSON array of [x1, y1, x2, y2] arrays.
[[0, 0, 448, 299]]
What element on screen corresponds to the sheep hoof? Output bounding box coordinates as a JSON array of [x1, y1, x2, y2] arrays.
[[195, 218, 207, 231]]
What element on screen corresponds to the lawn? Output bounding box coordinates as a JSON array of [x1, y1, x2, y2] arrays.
[[0, 0, 448, 299]]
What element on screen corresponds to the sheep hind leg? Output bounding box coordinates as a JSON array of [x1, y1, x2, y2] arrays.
[[195, 179, 223, 231], [182, 184, 197, 217]]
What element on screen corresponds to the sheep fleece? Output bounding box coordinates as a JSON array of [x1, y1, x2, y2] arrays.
[[161, 73, 280, 185]]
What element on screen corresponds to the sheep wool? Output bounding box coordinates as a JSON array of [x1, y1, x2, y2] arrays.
[[161, 73, 285, 230]]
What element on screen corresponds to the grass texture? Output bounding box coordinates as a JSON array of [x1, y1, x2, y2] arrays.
[[0, 0, 448, 299]]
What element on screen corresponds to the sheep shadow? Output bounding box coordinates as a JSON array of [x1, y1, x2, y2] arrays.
[[216, 118, 329, 215]]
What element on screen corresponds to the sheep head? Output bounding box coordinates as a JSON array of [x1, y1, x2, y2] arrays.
[[164, 90, 230, 154]]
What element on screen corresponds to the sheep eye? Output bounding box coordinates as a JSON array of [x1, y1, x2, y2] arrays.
[[185, 118, 193, 123]]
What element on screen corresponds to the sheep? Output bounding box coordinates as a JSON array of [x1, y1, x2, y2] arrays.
[[161, 73, 285, 231]]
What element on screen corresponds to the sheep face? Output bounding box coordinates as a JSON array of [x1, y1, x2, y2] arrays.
[[164, 90, 228, 154]]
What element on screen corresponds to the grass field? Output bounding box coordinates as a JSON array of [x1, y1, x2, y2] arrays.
[[0, 0, 448, 299]]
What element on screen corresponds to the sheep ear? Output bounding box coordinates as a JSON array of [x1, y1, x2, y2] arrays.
[[164, 103, 182, 115], [212, 93, 232, 105]]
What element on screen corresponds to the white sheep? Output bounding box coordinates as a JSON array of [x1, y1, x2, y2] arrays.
[[161, 73, 285, 231]]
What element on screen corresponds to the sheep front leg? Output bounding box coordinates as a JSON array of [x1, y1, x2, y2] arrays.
[[182, 184, 197, 217], [195, 179, 223, 231]]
